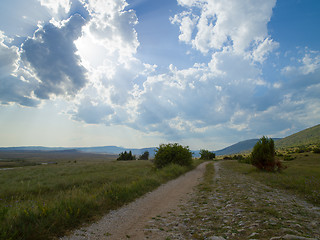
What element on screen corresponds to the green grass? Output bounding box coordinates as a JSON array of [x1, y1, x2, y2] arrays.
[[198, 162, 215, 192], [276, 124, 320, 148], [222, 152, 320, 206], [0, 159, 202, 240]]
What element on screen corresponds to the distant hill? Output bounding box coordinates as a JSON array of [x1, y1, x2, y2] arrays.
[[0, 146, 67, 151], [276, 124, 320, 148], [0, 146, 157, 158], [214, 139, 259, 156], [78, 146, 157, 158], [214, 138, 282, 156]]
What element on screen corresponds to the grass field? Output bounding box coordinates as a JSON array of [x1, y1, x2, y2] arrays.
[[0, 157, 202, 240], [222, 152, 320, 206]]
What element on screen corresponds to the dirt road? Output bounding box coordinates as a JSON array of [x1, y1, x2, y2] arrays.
[[62, 161, 320, 240], [61, 162, 209, 240], [148, 161, 320, 240]]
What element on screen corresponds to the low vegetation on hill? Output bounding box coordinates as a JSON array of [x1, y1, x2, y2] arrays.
[[276, 124, 320, 148]]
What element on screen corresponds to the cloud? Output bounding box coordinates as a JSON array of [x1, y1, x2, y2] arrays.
[[133, 48, 265, 137], [170, 11, 199, 43], [173, 0, 277, 54], [38, 0, 71, 15], [0, 32, 39, 106], [252, 37, 279, 63], [0, 32, 18, 77], [83, 0, 139, 60], [1, 0, 318, 146], [70, 0, 154, 125], [21, 14, 88, 99], [281, 49, 320, 90], [71, 0, 287, 140], [72, 97, 114, 124], [0, 75, 39, 107]]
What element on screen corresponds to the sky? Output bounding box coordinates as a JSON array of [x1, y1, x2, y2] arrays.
[[0, 0, 319, 150]]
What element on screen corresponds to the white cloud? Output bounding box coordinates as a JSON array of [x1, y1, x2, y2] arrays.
[[170, 11, 199, 43], [70, 0, 157, 126], [0, 32, 39, 106], [81, 0, 139, 61], [38, 0, 71, 15], [252, 37, 279, 63], [300, 52, 320, 75], [173, 0, 277, 54], [1, 0, 319, 148], [132, 48, 265, 137], [0, 32, 19, 77], [280, 49, 320, 89], [281, 50, 320, 76]]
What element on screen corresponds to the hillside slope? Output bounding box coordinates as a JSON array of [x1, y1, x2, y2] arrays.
[[276, 124, 320, 148], [215, 139, 259, 156]]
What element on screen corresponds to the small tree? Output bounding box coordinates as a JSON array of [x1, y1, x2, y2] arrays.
[[139, 151, 149, 160], [117, 151, 136, 161], [251, 136, 281, 171], [154, 143, 192, 169], [199, 149, 216, 160]]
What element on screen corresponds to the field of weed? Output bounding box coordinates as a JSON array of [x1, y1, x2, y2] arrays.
[[0, 158, 201, 240], [223, 152, 320, 206]]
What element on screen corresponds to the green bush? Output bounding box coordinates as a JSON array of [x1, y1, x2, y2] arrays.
[[139, 151, 149, 160], [199, 149, 216, 160], [117, 151, 136, 161], [154, 143, 192, 169], [313, 147, 320, 154], [237, 155, 252, 164], [251, 136, 284, 171], [232, 154, 244, 160], [283, 154, 295, 161]]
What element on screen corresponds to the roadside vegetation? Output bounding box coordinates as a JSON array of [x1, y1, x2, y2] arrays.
[[226, 151, 320, 206], [250, 136, 285, 172], [154, 143, 193, 169], [0, 156, 202, 240], [199, 149, 216, 160]]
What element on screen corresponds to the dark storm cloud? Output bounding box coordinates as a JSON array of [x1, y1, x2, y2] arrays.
[[22, 14, 87, 99]]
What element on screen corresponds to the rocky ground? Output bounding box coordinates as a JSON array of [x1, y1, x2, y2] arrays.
[[144, 161, 320, 240]]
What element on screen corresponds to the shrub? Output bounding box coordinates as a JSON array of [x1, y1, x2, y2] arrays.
[[233, 154, 244, 160], [117, 151, 136, 161], [313, 147, 320, 154], [199, 149, 216, 160], [154, 143, 192, 169], [276, 152, 284, 157], [295, 146, 306, 153], [139, 151, 149, 160], [238, 156, 252, 164], [283, 154, 295, 161], [251, 136, 284, 171]]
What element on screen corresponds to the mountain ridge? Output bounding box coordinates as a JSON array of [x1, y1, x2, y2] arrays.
[[2, 123, 319, 156]]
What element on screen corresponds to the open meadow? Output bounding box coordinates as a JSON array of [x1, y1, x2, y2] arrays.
[[0, 152, 201, 240], [222, 152, 320, 206]]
